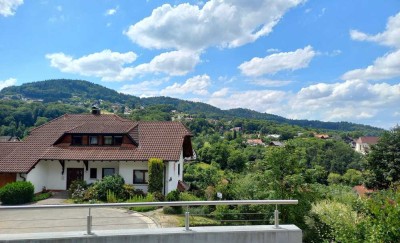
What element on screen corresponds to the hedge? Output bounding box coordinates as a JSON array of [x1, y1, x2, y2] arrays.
[[148, 158, 163, 193], [0, 181, 34, 205]]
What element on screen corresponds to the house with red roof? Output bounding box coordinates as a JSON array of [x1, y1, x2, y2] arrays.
[[0, 108, 193, 194], [355, 136, 379, 155]]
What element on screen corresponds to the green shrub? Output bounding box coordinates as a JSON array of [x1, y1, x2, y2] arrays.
[[94, 175, 125, 201], [163, 206, 183, 214], [180, 192, 200, 201], [166, 189, 180, 201], [0, 181, 34, 205], [128, 194, 157, 212], [148, 158, 163, 193], [68, 180, 88, 198], [33, 192, 52, 202], [83, 186, 98, 201], [121, 184, 136, 200], [152, 191, 165, 201], [106, 190, 118, 203]]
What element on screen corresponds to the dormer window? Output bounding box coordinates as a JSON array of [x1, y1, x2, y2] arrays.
[[104, 136, 113, 145], [114, 136, 123, 145], [89, 136, 98, 145], [71, 136, 83, 145]]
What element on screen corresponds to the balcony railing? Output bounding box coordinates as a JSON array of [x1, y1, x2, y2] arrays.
[[0, 200, 298, 235]]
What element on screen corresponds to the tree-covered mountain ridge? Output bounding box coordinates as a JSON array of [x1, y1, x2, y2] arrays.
[[0, 79, 383, 134]]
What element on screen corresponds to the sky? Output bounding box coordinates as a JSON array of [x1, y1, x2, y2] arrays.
[[0, 0, 399, 129]]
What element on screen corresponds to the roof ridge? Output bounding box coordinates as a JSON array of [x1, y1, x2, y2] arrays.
[[29, 114, 69, 133]]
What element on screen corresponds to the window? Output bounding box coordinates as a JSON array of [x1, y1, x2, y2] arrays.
[[89, 136, 98, 145], [71, 136, 83, 145], [102, 168, 115, 178], [114, 136, 123, 145], [104, 136, 113, 145], [133, 170, 148, 184], [90, 168, 97, 179]]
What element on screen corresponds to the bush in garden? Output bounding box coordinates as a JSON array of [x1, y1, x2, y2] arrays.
[[0, 181, 34, 205], [148, 158, 163, 193], [163, 206, 183, 215], [106, 190, 118, 203], [68, 180, 88, 198], [94, 174, 125, 201], [179, 192, 200, 201], [83, 186, 98, 201], [165, 189, 182, 213], [152, 191, 165, 201], [121, 184, 136, 200]]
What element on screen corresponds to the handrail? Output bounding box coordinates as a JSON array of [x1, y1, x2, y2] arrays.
[[0, 200, 298, 210], [0, 200, 298, 234]]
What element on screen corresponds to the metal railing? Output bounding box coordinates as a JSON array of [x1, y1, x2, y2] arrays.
[[0, 200, 298, 235]]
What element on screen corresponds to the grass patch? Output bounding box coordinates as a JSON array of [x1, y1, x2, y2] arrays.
[[127, 194, 158, 212], [177, 215, 220, 227], [33, 192, 52, 202]]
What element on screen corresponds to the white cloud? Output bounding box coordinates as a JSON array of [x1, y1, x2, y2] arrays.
[[161, 74, 211, 96], [350, 12, 400, 48], [211, 88, 229, 98], [46, 50, 138, 82], [205, 79, 400, 128], [0, 78, 16, 90], [342, 48, 400, 80], [124, 0, 305, 51], [105, 7, 118, 16], [134, 50, 200, 76], [119, 78, 168, 97], [0, 0, 23, 17], [250, 79, 292, 87], [208, 90, 287, 112], [238, 46, 315, 76]]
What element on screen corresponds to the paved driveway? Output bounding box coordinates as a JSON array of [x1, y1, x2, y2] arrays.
[[0, 192, 157, 234]]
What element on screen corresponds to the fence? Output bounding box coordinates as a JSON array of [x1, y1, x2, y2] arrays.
[[0, 200, 298, 235]]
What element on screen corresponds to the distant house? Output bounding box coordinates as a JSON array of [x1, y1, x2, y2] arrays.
[[314, 134, 330, 139], [267, 134, 280, 139], [246, 139, 265, 146], [230, 127, 242, 132], [352, 185, 374, 197], [0, 136, 20, 142], [0, 108, 193, 194], [355, 136, 379, 154], [268, 141, 284, 147]]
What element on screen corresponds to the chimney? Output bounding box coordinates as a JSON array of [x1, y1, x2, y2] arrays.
[[91, 105, 101, 115]]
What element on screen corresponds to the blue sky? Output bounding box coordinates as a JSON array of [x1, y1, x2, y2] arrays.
[[0, 0, 399, 129]]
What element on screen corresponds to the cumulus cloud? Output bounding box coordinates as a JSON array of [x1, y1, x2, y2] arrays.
[[350, 12, 400, 48], [211, 88, 229, 98], [119, 78, 168, 97], [205, 79, 400, 128], [161, 74, 211, 96], [46, 50, 138, 81], [342, 49, 400, 80], [0, 78, 17, 90], [238, 46, 316, 76], [134, 50, 201, 76], [124, 0, 304, 51], [345, 12, 400, 80], [0, 0, 23, 17]]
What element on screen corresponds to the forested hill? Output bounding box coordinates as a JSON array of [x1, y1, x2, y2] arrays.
[[0, 79, 384, 133]]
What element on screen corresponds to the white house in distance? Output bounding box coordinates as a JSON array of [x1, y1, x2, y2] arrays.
[[354, 136, 379, 155], [0, 108, 193, 194]]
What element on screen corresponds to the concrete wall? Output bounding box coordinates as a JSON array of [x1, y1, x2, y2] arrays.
[[0, 225, 302, 243], [119, 161, 148, 193], [26, 160, 48, 193], [165, 151, 184, 194]]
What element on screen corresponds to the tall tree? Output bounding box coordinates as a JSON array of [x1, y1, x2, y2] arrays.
[[365, 126, 400, 189]]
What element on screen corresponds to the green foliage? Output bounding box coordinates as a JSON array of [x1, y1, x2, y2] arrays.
[[342, 169, 363, 186], [68, 180, 88, 198], [148, 158, 163, 193], [365, 126, 400, 189], [0, 181, 34, 205], [121, 184, 136, 200], [166, 189, 180, 201], [106, 190, 118, 203], [227, 150, 246, 172], [33, 192, 52, 202], [163, 206, 183, 214], [179, 192, 200, 201], [93, 175, 125, 201], [327, 173, 342, 185], [128, 194, 157, 212]]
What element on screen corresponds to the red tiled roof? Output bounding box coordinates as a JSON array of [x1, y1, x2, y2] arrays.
[[0, 114, 192, 173], [353, 185, 374, 197], [357, 136, 379, 145]]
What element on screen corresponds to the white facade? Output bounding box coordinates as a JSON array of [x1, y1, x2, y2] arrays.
[[24, 154, 184, 194]]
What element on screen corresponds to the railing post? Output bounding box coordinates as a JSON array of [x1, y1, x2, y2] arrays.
[[274, 204, 280, 228], [87, 207, 93, 235], [185, 206, 190, 231]]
